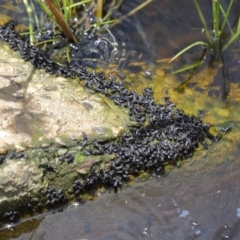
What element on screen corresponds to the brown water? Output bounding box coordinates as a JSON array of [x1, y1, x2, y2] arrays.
[[1, 0, 240, 239]]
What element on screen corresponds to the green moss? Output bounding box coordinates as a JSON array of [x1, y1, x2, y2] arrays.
[[74, 152, 87, 164]]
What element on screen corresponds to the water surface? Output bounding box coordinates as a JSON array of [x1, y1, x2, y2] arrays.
[[0, 0, 240, 239]]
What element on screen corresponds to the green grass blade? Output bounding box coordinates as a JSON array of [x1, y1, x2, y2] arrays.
[[69, 0, 94, 9], [212, 0, 220, 39], [63, 0, 69, 24], [96, 0, 103, 23], [124, 0, 152, 19], [23, 0, 34, 45], [194, 0, 212, 43], [220, 0, 233, 35], [109, 0, 152, 27], [222, 17, 240, 51], [67, 0, 72, 24], [219, 4, 234, 36], [169, 41, 209, 63], [35, 0, 58, 26], [171, 60, 204, 74], [102, 0, 117, 21], [34, 38, 57, 46], [238, 15, 240, 32], [66, 46, 71, 63], [53, 0, 61, 10], [44, 0, 77, 43], [30, 0, 39, 30]]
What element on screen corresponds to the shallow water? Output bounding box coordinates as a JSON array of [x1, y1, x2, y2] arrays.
[[15, 155, 240, 240], [1, 0, 240, 239]]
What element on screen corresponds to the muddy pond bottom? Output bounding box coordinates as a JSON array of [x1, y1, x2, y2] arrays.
[[12, 143, 240, 240]]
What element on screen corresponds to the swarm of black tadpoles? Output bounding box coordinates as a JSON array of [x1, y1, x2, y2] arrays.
[[0, 150, 25, 165], [45, 187, 68, 206], [59, 153, 75, 164], [2, 211, 19, 223], [0, 21, 222, 221], [73, 98, 216, 195]]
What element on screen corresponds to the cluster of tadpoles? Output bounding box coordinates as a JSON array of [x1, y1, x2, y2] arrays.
[[73, 94, 215, 196], [0, 151, 25, 165], [0, 21, 224, 224], [45, 187, 68, 206]]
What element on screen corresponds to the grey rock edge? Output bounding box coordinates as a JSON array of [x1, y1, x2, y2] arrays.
[[0, 41, 137, 212]]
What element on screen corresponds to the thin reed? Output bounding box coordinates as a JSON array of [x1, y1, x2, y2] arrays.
[[170, 0, 240, 73]]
